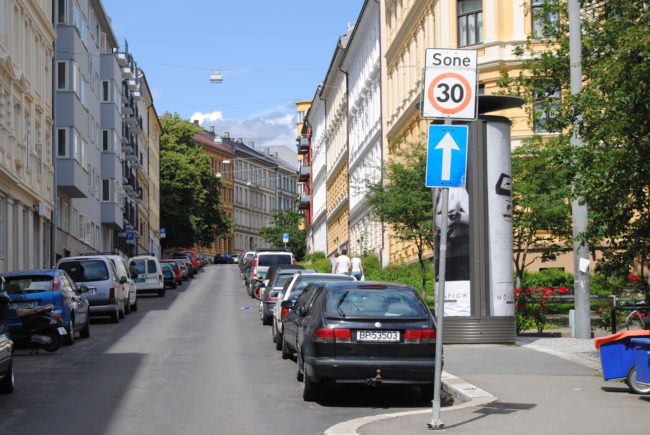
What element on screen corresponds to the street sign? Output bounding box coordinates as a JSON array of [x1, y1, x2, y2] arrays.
[[425, 125, 469, 188], [282, 233, 289, 244], [126, 231, 135, 245], [160, 228, 166, 238], [422, 49, 478, 120]]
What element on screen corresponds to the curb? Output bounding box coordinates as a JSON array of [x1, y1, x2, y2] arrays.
[[323, 371, 496, 435]]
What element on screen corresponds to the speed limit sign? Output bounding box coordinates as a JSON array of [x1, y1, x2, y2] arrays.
[[421, 49, 478, 120]]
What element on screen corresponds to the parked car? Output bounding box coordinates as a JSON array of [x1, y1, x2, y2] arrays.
[[283, 281, 437, 401], [58, 255, 125, 323], [248, 250, 295, 295], [101, 254, 138, 314], [160, 259, 183, 285], [214, 253, 234, 264], [0, 269, 91, 345], [258, 266, 307, 325], [239, 252, 255, 274], [276, 273, 355, 353], [173, 253, 196, 278], [180, 250, 199, 273], [0, 293, 15, 393], [128, 255, 165, 297], [160, 263, 177, 289]]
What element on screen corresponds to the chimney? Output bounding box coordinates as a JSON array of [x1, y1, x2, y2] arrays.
[[209, 126, 215, 133], [193, 120, 199, 125], [236, 137, 243, 143], [223, 131, 230, 138]]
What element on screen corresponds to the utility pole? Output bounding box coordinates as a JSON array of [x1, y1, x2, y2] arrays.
[[568, 0, 591, 338]]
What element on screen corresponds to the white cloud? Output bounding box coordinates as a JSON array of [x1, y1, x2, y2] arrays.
[[196, 103, 297, 148], [190, 110, 224, 124]]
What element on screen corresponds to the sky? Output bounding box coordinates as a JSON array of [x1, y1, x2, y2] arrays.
[[104, 0, 365, 148]]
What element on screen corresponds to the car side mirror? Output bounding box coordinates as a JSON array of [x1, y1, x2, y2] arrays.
[[120, 276, 128, 284], [78, 285, 89, 293], [280, 300, 293, 309], [131, 272, 139, 279]]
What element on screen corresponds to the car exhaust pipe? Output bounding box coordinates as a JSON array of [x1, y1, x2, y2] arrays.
[[366, 369, 383, 387]]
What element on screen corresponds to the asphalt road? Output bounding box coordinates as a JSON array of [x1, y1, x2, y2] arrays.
[[0, 264, 431, 435]]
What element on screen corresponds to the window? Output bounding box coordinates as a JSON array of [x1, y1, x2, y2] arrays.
[[57, 128, 67, 157], [102, 129, 111, 151], [0, 195, 5, 258], [57, 61, 67, 90], [533, 81, 561, 132], [102, 179, 110, 201], [531, 0, 558, 38], [457, 0, 483, 47], [101, 80, 110, 102]]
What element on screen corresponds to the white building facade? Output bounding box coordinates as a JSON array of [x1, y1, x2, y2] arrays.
[[307, 88, 327, 255], [0, 0, 56, 272], [342, 0, 383, 258]]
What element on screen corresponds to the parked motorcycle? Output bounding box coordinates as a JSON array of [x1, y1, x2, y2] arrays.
[[12, 304, 66, 353]]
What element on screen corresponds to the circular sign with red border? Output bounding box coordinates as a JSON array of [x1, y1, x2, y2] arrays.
[[427, 72, 473, 115]]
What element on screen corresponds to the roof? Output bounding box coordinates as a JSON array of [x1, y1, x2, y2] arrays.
[[222, 137, 277, 166], [192, 130, 235, 155]]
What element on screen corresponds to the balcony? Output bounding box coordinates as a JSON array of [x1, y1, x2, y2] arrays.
[[121, 141, 134, 154], [298, 194, 311, 210], [126, 79, 137, 91], [123, 114, 140, 125], [132, 91, 142, 100], [298, 165, 310, 183], [122, 104, 133, 116], [101, 202, 123, 229], [56, 159, 88, 198], [124, 152, 139, 162], [297, 136, 309, 155], [120, 66, 132, 79], [116, 52, 129, 67], [128, 117, 142, 134]]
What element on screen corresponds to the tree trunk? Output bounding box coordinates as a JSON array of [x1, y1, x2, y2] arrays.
[[417, 245, 426, 299]]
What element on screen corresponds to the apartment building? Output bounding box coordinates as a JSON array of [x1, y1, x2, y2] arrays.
[[191, 126, 235, 255], [295, 100, 311, 230], [223, 135, 277, 254], [54, 0, 160, 259], [0, 0, 56, 272], [341, 0, 383, 259]]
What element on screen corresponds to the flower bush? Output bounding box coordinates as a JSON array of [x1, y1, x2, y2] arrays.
[[515, 286, 570, 334]]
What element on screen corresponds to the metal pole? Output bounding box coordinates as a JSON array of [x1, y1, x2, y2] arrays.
[[429, 187, 448, 430], [568, 0, 591, 338]]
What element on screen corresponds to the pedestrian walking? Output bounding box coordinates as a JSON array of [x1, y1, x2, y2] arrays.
[[330, 252, 339, 273], [351, 254, 364, 281], [334, 248, 351, 275]]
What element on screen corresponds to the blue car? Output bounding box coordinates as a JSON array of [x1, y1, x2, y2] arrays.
[[1, 269, 91, 345]]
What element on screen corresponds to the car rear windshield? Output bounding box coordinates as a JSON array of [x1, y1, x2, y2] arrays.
[[258, 254, 292, 267], [4, 276, 53, 294], [324, 288, 429, 319], [60, 260, 109, 282], [273, 273, 296, 288], [289, 275, 354, 301]]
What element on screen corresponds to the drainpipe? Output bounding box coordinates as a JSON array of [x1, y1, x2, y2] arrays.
[[51, 2, 57, 267]]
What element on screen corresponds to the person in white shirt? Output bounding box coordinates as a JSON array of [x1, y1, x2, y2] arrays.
[[350, 255, 363, 281], [330, 252, 339, 273], [334, 249, 351, 275]]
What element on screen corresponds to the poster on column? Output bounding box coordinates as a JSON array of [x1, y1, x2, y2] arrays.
[[486, 121, 515, 316], [435, 187, 471, 316]]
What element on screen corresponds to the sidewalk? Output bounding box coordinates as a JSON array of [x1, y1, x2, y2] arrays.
[[327, 329, 650, 435]]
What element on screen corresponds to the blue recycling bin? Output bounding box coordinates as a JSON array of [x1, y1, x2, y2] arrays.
[[595, 331, 650, 380], [631, 338, 650, 384]]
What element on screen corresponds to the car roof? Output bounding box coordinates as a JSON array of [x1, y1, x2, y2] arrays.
[[320, 281, 415, 290], [59, 255, 109, 262], [129, 255, 158, 260], [0, 269, 58, 277]]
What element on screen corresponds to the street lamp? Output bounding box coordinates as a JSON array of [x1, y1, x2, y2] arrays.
[[210, 70, 223, 84]]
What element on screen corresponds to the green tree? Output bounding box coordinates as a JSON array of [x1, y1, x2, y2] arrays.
[[511, 137, 572, 287], [500, 1, 650, 285], [366, 140, 434, 297], [159, 112, 232, 249], [260, 209, 307, 260]]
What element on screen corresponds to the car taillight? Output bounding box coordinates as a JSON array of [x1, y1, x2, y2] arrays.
[[52, 276, 60, 292], [52, 313, 62, 319], [313, 328, 351, 344], [404, 329, 436, 344], [109, 287, 115, 303], [267, 293, 278, 301], [281, 307, 289, 319], [158, 274, 162, 281]]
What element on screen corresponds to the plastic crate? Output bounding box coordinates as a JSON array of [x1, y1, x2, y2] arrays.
[[594, 331, 650, 380], [631, 338, 650, 384]]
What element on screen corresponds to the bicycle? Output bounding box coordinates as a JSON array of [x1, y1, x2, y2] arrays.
[[625, 308, 649, 330]]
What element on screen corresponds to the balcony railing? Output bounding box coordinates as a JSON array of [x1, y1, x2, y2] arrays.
[[297, 136, 309, 154], [298, 165, 310, 183], [298, 194, 311, 210]]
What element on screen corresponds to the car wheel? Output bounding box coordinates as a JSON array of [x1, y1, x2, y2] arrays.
[[110, 307, 119, 323], [124, 298, 131, 315], [274, 328, 283, 351], [0, 362, 14, 394], [420, 384, 434, 402], [302, 363, 318, 402], [64, 317, 75, 346], [626, 365, 650, 394], [158, 288, 166, 297], [281, 336, 292, 360], [42, 330, 62, 352], [118, 301, 125, 319], [296, 353, 304, 382], [172, 282, 177, 289], [80, 317, 90, 339], [262, 313, 272, 326], [131, 299, 138, 312], [271, 321, 277, 343]]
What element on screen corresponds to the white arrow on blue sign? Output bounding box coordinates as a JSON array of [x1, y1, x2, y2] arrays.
[[282, 233, 289, 243], [425, 125, 469, 188]]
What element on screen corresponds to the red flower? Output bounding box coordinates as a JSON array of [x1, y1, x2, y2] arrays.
[[539, 302, 547, 310], [558, 287, 569, 294], [514, 288, 522, 295], [628, 274, 641, 281], [541, 293, 550, 301]]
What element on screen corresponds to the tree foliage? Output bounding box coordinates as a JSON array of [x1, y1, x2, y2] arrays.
[[366, 140, 434, 296], [500, 0, 650, 278], [260, 209, 307, 260], [159, 112, 232, 249]]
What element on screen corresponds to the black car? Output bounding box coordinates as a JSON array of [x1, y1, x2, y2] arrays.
[[258, 266, 307, 325], [0, 292, 14, 393], [282, 281, 437, 401], [214, 253, 234, 264]]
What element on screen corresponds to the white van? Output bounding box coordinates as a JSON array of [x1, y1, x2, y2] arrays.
[[104, 254, 138, 313], [128, 255, 165, 297]]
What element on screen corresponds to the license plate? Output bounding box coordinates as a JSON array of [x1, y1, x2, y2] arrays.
[[57, 327, 68, 335], [357, 330, 400, 342], [135, 278, 145, 283], [9, 302, 35, 309]]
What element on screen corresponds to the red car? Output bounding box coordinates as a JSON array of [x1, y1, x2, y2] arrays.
[[160, 259, 183, 285], [181, 250, 199, 272]]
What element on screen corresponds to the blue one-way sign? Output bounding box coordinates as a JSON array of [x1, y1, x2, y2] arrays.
[[425, 125, 469, 188]]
